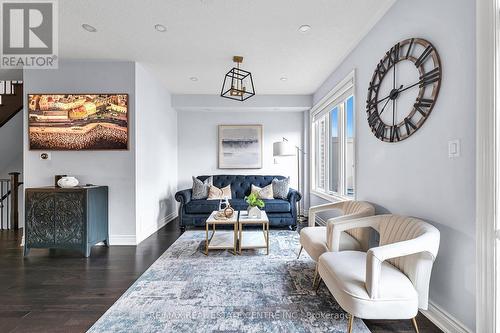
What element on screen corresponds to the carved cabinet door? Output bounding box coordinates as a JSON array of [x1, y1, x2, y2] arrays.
[[54, 192, 85, 245], [26, 192, 55, 246]]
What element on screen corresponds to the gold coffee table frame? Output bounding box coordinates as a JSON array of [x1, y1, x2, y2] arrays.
[[205, 211, 238, 255], [238, 210, 270, 255]]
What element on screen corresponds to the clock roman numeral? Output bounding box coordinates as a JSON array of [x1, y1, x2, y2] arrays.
[[386, 43, 400, 68], [415, 98, 434, 108], [392, 43, 400, 64], [376, 62, 386, 81], [390, 125, 400, 142], [414, 45, 433, 67], [367, 111, 379, 128], [366, 96, 378, 110], [376, 122, 386, 138], [405, 38, 414, 59], [368, 82, 380, 93], [419, 67, 441, 87], [414, 98, 434, 117], [404, 117, 417, 135]]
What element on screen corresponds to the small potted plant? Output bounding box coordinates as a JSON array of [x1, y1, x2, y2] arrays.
[[245, 192, 265, 218]]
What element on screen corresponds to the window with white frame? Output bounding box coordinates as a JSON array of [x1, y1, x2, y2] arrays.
[[311, 72, 355, 199]]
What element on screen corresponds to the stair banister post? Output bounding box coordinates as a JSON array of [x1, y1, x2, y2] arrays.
[[8, 172, 20, 230]]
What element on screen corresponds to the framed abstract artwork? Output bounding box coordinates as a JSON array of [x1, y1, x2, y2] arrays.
[[218, 125, 262, 169], [28, 94, 128, 150]]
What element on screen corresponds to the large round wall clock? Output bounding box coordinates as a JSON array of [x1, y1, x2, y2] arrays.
[[366, 38, 441, 142]]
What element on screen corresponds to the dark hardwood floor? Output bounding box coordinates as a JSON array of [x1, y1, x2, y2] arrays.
[[0, 220, 442, 333]]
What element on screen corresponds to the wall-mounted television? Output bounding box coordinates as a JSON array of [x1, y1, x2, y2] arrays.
[[28, 94, 128, 150]]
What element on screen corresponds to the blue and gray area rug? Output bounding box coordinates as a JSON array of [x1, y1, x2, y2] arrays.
[[88, 230, 370, 333]]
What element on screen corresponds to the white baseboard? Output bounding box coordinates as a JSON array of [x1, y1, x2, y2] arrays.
[[109, 212, 178, 246], [160, 211, 178, 226], [421, 300, 472, 333], [108, 234, 136, 246], [136, 212, 178, 244]]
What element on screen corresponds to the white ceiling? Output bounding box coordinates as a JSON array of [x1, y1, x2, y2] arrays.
[[59, 0, 395, 95]]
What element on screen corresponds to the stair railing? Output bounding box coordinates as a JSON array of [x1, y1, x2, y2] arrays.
[[0, 172, 22, 230]]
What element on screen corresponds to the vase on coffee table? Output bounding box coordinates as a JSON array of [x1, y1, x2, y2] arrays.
[[247, 206, 261, 219]]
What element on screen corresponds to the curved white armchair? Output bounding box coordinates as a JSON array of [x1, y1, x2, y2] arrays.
[[317, 215, 440, 333], [298, 201, 375, 286]]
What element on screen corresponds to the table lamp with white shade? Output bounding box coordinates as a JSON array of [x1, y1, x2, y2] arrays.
[[273, 137, 306, 223]]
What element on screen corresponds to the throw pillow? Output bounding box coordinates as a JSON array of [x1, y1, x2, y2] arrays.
[[272, 177, 290, 199], [192, 176, 212, 199], [251, 184, 274, 199], [207, 184, 232, 200]]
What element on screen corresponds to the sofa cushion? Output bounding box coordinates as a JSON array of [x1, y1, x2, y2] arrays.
[[197, 175, 287, 199], [262, 199, 291, 213], [207, 184, 232, 199], [251, 184, 274, 199], [318, 251, 419, 319], [185, 199, 292, 214], [192, 176, 212, 199], [299, 226, 361, 262], [185, 200, 220, 214], [272, 177, 290, 199]]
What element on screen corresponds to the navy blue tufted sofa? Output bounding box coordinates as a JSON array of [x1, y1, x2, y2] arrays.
[[175, 175, 302, 230]]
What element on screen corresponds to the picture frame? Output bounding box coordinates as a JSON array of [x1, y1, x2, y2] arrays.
[[218, 124, 263, 169], [28, 93, 129, 150]]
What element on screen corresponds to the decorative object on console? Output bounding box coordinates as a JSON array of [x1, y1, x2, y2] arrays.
[[54, 174, 67, 187], [273, 137, 306, 221], [366, 38, 441, 142], [57, 176, 79, 188], [192, 176, 212, 199], [25, 186, 109, 257], [207, 184, 232, 200], [251, 184, 273, 199], [218, 125, 262, 169], [28, 94, 129, 150], [220, 56, 255, 101], [245, 192, 265, 218]]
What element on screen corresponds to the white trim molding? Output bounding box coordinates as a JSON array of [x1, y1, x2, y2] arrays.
[[137, 212, 178, 244], [109, 234, 136, 246], [421, 301, 473, 333], [476, 0, 499, 332], [309, 70, 356, 201]]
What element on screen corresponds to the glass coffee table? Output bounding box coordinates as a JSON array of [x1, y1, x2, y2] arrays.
[[205, 211, 238, 255], [238, 210, 270, 255]]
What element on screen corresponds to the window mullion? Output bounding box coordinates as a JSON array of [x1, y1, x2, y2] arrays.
[[340, 102, 346, 196]]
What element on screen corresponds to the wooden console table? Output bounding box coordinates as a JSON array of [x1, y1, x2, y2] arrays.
[[25, 186, 108, 257]]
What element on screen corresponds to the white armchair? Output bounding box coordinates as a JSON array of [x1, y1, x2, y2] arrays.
[[298, 201, 375, 287], [317, 215, 440, 333]]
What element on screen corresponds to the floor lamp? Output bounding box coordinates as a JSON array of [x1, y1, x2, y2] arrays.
[[273, 137, 307, 223]]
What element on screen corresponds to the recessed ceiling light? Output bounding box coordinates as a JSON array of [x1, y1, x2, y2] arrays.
[[280, 77, 288, 81], [154, 24, 167, 32], [298, 25, 311, 33], [82, 24, 97, 32], [190, 77, 198, 81]]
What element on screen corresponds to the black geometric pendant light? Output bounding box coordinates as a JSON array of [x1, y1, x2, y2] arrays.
[[220, 56, 255, 101]]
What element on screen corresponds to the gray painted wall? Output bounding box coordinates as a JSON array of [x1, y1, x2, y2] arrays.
[[23, 61, 137, 243], [135, 63, 178, 243], [177, 111, 304, 193], [312, 0, 475, 329]]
